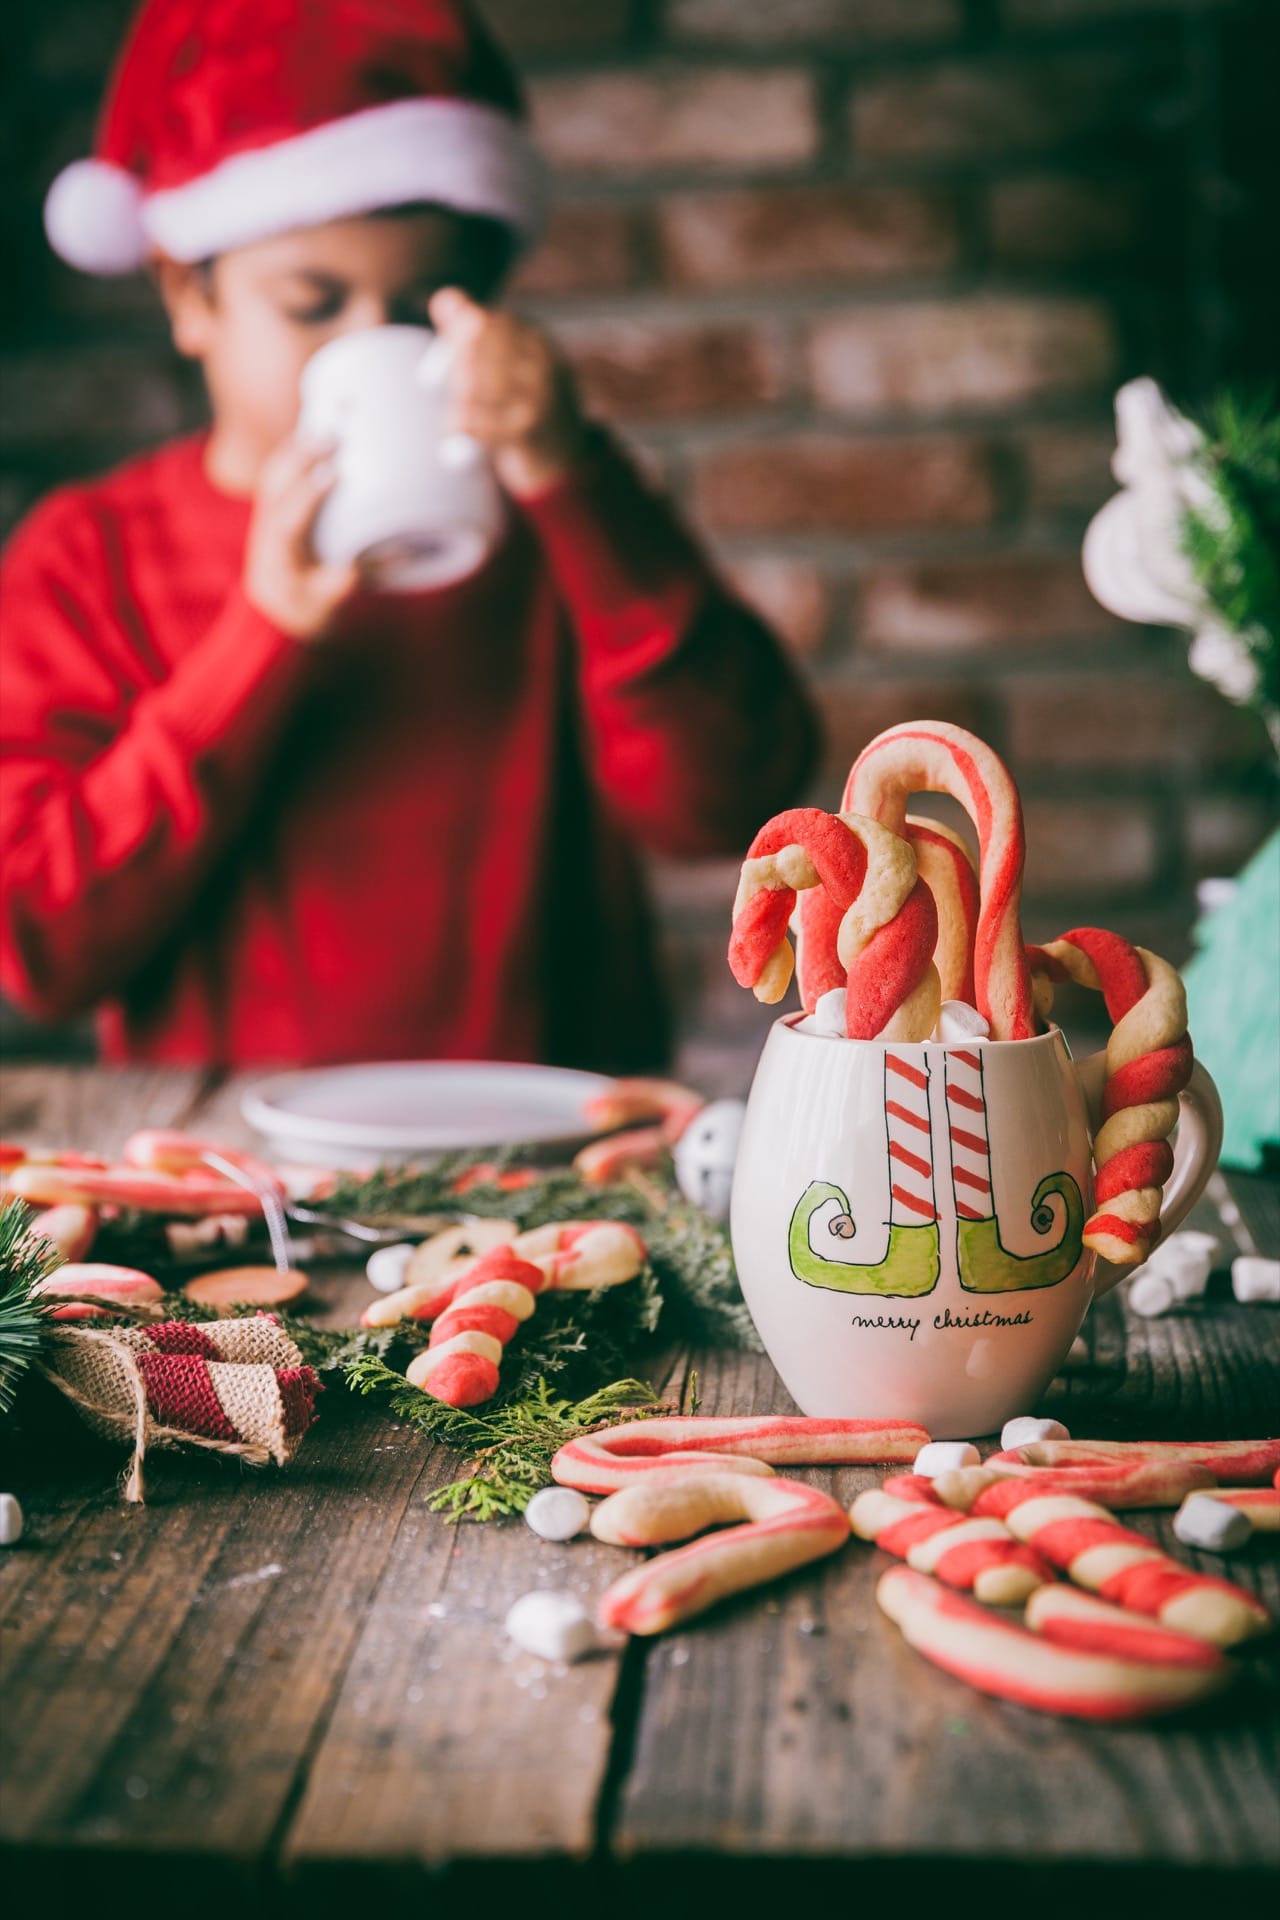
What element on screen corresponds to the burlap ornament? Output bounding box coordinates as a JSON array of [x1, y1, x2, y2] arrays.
[[39, 1313, 321, 1502]]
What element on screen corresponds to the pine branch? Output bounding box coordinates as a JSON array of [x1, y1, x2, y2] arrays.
[[0, 1199, 61, 1417], [321, 1155, 761, 1356], [345, 1357, 672, 1520], [1182, 387, 1280, 710]]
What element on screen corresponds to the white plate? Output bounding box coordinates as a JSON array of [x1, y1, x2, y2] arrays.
[[241, 1060, 613, 1168]]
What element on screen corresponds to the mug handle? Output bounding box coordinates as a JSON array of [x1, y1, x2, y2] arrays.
[[415, 337, 484, 471], [1091, 1059, 1225, 1298]]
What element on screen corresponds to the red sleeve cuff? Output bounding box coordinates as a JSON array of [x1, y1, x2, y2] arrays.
[[515, 430, 706, 643]]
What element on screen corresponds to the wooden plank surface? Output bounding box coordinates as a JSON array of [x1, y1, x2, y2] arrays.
[[1, 1067, 1278, 1915], [614, 1323, 1280, 1872]]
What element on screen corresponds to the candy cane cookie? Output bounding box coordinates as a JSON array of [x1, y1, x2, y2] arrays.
[[1027, 929, 1193, 1265], [877, 1568, 1231, 1721], [972, 1481, 1271, 1646], [932, 1456, 1215, 1513], [729, 806, 940, 1040], [594, 1473, 850, 1635], [851, 1475, 1053, 1604], [573, 1078, 706, 1184], [989, 1436, 1280, 1485], [553, 1414, 930, 1494], [1024, 1583, 1237, 1674], [845, 722, 1035, 1041], [362, 1220, 646, 1327], [405, 1246, 549, 1407], [793, 813, 979, 1012]]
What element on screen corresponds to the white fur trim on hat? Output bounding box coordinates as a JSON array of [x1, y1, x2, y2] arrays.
[[146, 97, 546, 264], [45, 97, 547, 274], [44, 159, 147, 275]]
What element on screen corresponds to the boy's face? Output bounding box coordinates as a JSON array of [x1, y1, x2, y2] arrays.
[[154, 206, 509, 480]]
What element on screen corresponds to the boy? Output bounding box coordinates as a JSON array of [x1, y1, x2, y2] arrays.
[[0, 0, 817, 1073]]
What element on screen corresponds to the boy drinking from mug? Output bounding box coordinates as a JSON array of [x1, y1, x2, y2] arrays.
[[0, 0, 816, 1071]]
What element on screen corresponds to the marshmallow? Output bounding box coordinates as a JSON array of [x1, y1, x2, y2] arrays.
[[504, 1590, 597, 1664], [1155, 1247, 1213, 1300], [366, 1242, 416, 1294], [0, 1494, 23, 1546], [1001, 1416, 1070, 1450], [813, 987, 848, 1036], [1127, 1268, 1176, 1318], [1146, 1231, 1216, 1300], [1232, 1256, 1280, 1304], [1173, 1493, 1253, 1554], [1150, 1230, 1218, 1266], [524, 1486, 590, 1542], [913, 1441, 981, 1477], [935, 1000, 991, 1044]]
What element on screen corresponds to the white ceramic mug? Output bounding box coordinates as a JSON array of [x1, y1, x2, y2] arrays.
[[729, 1017, 1223, 1438], [297, 325, 506, 592]]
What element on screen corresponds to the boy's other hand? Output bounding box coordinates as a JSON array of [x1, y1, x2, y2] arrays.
[[243, 439, 359, 641], [429, 288, 589, 499]]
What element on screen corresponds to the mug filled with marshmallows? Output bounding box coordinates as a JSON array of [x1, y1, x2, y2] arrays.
[[726, 721, 1224, 1439]]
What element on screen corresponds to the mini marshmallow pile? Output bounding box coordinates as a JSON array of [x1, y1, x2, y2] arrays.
[[1126, 1230, 1220, 1317], [1125, 1237, 1280, 1318], [797, 992, 990, 1045]]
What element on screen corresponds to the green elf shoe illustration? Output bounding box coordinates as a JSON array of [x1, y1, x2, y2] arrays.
[[788, 1051, 941, 1298], [944, 1046, 1084, 1293]]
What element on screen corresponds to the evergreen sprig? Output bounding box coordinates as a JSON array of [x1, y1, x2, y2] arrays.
[[0, 1200, 61, 1416], [321, 1156, 761, 1354], [1183, 388, 1280, 712], [345, 1358, 671, 1520]]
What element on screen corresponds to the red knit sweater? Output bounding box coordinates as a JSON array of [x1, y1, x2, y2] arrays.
[[0, 430, 817, 1069]]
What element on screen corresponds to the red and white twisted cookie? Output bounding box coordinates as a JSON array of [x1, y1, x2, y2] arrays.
[[989, 1436, 1280, 1485], [553, 1414, 930, 1494], [1028, 928, 1193, 1264], [932, 1456, 1215, 1513], [793, 814, 979, 1012], [851, 1473, 1053, 1605], [728, 806, 940, 1040], [846, 721, 1035, 1041], [366, 1223, 646, 1409], [572, 1078, 706, 1184], [877, 1567, 1231, 1722], [972, 1480, 1271, 1647], [1024, 1583, 1238, 1673], [404, 1246, 551, 1408], [594, 1472, 850, 1635], [362, 1220, 646, 1327], [35, 1262, 164, 1321]]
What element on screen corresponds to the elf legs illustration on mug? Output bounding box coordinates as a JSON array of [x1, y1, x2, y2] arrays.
[[785, 1042, 1084, 1303]]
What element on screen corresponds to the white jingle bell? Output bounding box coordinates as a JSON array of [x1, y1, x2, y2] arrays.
[[0, 1494, 24, 1546], [673, 1098, 746, 1222]]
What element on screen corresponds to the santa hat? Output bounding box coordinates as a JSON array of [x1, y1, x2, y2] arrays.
[[44, 0, 547, 276]]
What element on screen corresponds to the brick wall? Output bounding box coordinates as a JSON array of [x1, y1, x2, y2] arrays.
[[2, 0, 1276, 1079]]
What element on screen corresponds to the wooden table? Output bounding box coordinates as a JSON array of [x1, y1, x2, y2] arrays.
[[2, 1067, 1277, 1919]]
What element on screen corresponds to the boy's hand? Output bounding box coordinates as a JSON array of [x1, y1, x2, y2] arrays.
[[429, 288, 589, 499], [243, 439, 359, 641]]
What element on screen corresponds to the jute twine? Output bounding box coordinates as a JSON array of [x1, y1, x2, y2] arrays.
[[38, 1307, 315, 1503]]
